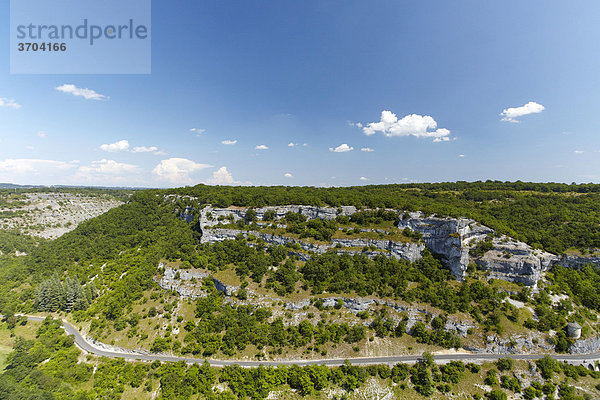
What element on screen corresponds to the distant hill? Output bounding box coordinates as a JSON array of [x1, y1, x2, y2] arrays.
[[0, 183, 43, 189]]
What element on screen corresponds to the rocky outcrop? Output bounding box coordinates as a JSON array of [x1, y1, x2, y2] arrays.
[[397, 212, 558, 285], [199, 203, 427, 264], [554, 255, 600, 270], [477, 238, 557, 286], [197, 206, 598, 287], [201, 228, 424, 262], [212, 279, 239, 297], [178, 207, 196, 224], [331, 238, 423, 262], [200, 205, 356, 230], [569, 335, 600, 355], [157, 267, 209, 299], [397, 212, 492, 279], [157, 266, 238, 298], [464, 333, 553, 354], [444, 319, 477, 338]]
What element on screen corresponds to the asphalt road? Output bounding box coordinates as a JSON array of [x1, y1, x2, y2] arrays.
[[24, 315, 600, 367]]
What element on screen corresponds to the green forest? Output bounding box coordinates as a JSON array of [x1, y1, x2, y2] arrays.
[[0, 182, 600, 399]]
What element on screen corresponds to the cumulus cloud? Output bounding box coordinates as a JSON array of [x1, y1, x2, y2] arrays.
[[360, 147, 374, 152], [56, 84, 107, 100], [206, 166, 241, 185], [574, 150, 584, 154], [360, 110, 451, 141], [329, 143, 354, 153], [37, 131, 47, 138], [100, 140, 130, 152], [255, 144, 269, 150], [0, 98, 21, 109], [0, 158, 77, 174], [152, 158, 212, 185], [284, 173, 293, 178], [190, 128, 206, 136], [500, 101, 545, 122], [221, 140, 237, 145], [458, 154, 465, 158], [288, 142, 298, 147], [360, 176, 368, 181]]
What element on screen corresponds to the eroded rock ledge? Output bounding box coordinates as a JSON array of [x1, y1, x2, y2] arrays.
[[193, 205, 600, 287]]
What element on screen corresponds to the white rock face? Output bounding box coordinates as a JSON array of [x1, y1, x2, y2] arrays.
[[0, 192, 122, 239], [157, 267, 209, 299], [200, 205, 355, 229], [397, 212, 558, 286], [192, 205, 599, 287], [555, 255, 600, 270], [570, 335, 600, 354], [477, 238, 557, 286], [397, 212, 492, 278], [199, 206, 424, 263]]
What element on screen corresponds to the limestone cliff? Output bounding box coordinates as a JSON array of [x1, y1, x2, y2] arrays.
[[397, 212, 492, 278], [193, 205, 599, 286], [199, 206, 423, 262]]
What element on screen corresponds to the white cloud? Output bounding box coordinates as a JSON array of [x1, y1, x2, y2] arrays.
[[0, 158, 78, 174], [99, 141, 163, 154], [152, 158, 212, 185], [132, 146, 165, 155], [500, 101, 545, 123], [288, 142, 298, 147], [206, 166, 241, 185], [77, 159, 140, 175], [284, 173, 293, 178], [37, 131, 47, 138], [0, 98, 21, 109], [360, 147, 374, 152], [100, 140, 130, 152], [433, 136, 450, 142], [190, 128, 206, 136], [73, 159, 141, 185], [255, 144, 269, 150], [360, 110, 451, 141], [221, 140, 237, 145], [574, 150, 584, 154], [302, 143, 309, 147], [131, 146, 158, 153], [360, 176, 368, 181], [56, 84, 107, 100], [329, 143, 354, 153], [458, 154, 465, 158]]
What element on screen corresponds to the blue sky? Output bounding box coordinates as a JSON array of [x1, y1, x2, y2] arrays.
[[1, 1, 599, 187]]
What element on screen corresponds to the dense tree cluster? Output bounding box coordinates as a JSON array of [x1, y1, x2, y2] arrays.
[[550, 265, 600, 312], [35, 275, 96, 312], [183, 292, 367, 356], [162, 181, 600, 253]]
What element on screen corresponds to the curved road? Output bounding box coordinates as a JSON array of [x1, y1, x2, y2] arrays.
[[24, 315, 600, 367]]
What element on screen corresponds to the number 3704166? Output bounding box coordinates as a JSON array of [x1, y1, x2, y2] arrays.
[[18, 43, 67, 51]]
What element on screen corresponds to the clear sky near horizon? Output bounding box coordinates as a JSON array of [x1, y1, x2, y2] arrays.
[[0, 1, 599, 188]]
